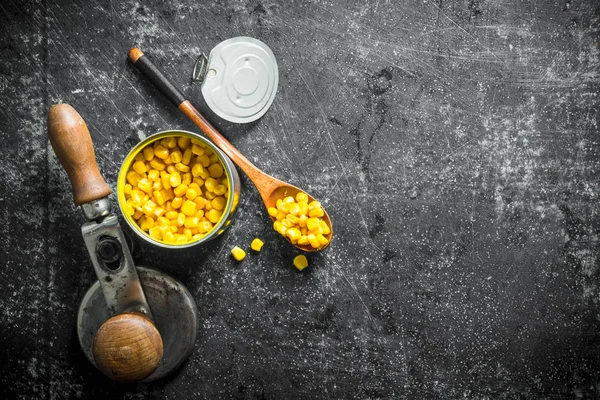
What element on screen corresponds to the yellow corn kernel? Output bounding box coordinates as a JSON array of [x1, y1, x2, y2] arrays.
[[182, 172, 192, 186], [281, 218, 294, 228], [173, 183, 188, 198], [157, 216, 170, 226], [175, 212, 186, 227], [284, 196, 295, 204], [212, 196, 227, 211], [198, 220, 213, 233], [195, 210, 205, 219], [208, 163, 223, 178], [153, 190, 166, 205], [152, 179, 162, 191], [176, 162, 190, 172], [184, 217, 200, 228], [142, 200, 156, 216], [149, 226, 162, 240], [309, 207, 325, 218], [193, 196, 206, 209], [307, 218, 320, 232], [171, 197, 183, 209], [133, 210, 144, 220], [124, 184, 133, 195], [298, 215, 308, 228], [298, 202, 309, 216], [193, 177, 205, 187], [162, 136, 177, 149], [169, 225, 178, 233], [276, 199, 288, 213], [316, 234, 329, 246], [273, 221, 282, 232], [163, 231, 175, 244], [142, 146, 154, 161], [126, 171, 141, 186], [175, 235, 188, 244], [123, 202, 135, 216], [206, 209, 222, 224], [198, 154, 210, 167], [132, 160, 147, 175], [147, 169, 160, 182], [186, 187, 199, 201], [178, 136, 191, 150], [268, 207, 278, 217], [293, 255, 309, 271], [134, 152, 144, 162], [231, 246, 246, 261], [139, 216, 154, 231], [169, 171, 182, 188], [191, 144, 205, 155], [296, 192, 309, 203], [191, 163, 203, 177], [204, 201, 212, 211], [276, 211, 286, 221], [307, 234, 320, 249], [205, 177, 217, 192], [137, 178, 152, 193], [199, 168, 211, 180], [287, 203, 300, 216], [287, 228, 301, 242], [297, 236, 309, 246], [167, 165, 177, 174], [170, 150, 182, 163], [154, 145, 169, 159], [213, 184, 227, 196], [320, 220, 331, 235], [286, 214, 299, 225], [181, 200, 197, 216], [150, 158, 166, 171], [182, 147, 193, 165], [203, 146, 213, 156], [251, 238, 264, 252], [165, 210, 178, 220]]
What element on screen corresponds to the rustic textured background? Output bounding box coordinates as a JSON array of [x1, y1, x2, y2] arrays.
[[1, 0, 599, 398]]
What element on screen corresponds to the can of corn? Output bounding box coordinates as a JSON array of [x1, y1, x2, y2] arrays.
[[117, 130, 240, 248]]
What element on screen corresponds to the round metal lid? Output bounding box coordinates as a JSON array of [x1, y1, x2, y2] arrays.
[[201, 37, 278, 124]]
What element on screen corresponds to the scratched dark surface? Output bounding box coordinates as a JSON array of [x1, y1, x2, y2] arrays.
[[1, 0, 600, 399]]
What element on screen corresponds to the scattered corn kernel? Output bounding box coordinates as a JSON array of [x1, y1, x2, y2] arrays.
[[231, 246, 246, 261], [123, 135, 231, 245], [251, 238, 264, 252], [293, 255, 309, 271]]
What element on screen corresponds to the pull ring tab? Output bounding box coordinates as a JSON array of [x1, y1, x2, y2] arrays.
[[192, 53, 209, 82]]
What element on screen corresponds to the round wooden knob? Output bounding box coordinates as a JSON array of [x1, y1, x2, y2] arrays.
[[93, 312, 163, 383]]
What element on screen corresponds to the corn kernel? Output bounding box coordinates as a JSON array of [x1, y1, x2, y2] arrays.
[[178, 137, 191, 150], [149, 226, 162, 240], [182, 148, 193, 165], [176, 213, 186, 227], [171, 197, 183, 209], [182, 172, 192, 186], [143, 146, 155, 161], [213, 184, 227, 196], [198, 220, 213, 233], [154, 145, 169, 159], [173, 184, 188, 198], [198, 154, 210, 167], [251, 238, 264, 252], [297, 236, 309, 246], [181, 200, 197, 216], [186, 187, 199, 201], [165, 210, 178, 220], [205, 177, 217, 192], [176, 162, 190, 172], [231, 246, 246, 261], [206, 209, 222, 224], [309, 208, 325, 218], [126, 171, 141, 186], [163, 231, 175, 244], [293, 255, 309, 271], [157, 216, 170, 226], [308, 234, 320, 249], [124, 184, 133, 195], [212, 196, 227, 211], [184, 217, 200, 228], [316, 234, 329, 246], [133, 160, 147, 175], [296, 192, 309, 203], [170, 150, 182, 163], [147, 169, 159, 181], [162, 137, 177, 149], [150, 158, 166, 171], [194, 196, 206, 209], [169, 171, 182, 187], [191, 144, 205, 155], [208, 163, 224, 178], [287, 228, 301, 241], [268, 207, 278, 217]]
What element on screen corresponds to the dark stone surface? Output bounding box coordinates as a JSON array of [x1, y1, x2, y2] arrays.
[[1, 0, 600, 398]]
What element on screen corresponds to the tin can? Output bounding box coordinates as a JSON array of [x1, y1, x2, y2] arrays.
[[117, 130, 240, 248]]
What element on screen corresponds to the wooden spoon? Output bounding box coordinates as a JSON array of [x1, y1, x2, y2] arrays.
[[128, 48, 332, 252]]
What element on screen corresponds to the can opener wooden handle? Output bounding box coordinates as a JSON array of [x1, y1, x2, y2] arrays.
[[48, 104, 162, 383]]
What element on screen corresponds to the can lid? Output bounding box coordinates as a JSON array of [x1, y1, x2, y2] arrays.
[[200, 37, 278, 124]]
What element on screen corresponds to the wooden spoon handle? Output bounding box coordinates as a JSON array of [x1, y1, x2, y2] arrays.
[[128, 48, 280, 196], [48, 104, 111, 205]]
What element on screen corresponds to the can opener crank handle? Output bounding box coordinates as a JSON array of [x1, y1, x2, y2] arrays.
[[48, 104, 163, 383]]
